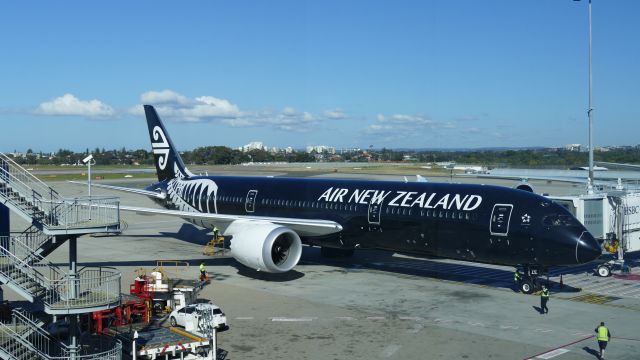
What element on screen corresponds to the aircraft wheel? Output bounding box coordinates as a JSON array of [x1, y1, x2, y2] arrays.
[[520, 280, 534, 294], [597, 265, 611, 277], [170, 317, 177, 327]]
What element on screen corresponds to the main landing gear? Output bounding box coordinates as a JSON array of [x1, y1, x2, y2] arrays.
[[517, 265, 547, 294]]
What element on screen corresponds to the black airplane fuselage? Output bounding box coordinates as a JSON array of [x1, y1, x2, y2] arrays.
[[146, 175, 600, 267]]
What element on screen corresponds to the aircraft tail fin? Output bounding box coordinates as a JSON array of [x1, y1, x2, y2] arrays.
[[144, 105, 193, 182]]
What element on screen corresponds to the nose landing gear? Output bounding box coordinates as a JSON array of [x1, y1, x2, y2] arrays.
[[516, 266, 547, 294]]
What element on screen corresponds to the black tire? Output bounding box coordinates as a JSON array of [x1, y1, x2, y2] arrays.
[[597, 265, 611, 277], [170, 317, 177, 327], [520, 280, 534, 294]]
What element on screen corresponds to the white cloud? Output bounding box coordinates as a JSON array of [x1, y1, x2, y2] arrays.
[[140, 90, 190, 105], [132, 90, 343, 133], [35, 94, 115, 117], [324, 109, 346, 119]]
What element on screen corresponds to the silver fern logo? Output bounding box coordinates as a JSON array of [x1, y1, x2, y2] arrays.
[[151, 126, 170, 170]]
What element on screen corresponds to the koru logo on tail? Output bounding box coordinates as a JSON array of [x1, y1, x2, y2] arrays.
[[151, 126, 170, 170]]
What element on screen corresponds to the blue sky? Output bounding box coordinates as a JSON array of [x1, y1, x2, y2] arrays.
[[1, 1, 638, 152]]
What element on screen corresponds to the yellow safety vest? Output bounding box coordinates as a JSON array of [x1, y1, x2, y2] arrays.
[[541, 289, 549, 298], [597, 326, 609, 341], [200, 263, 205, 272]]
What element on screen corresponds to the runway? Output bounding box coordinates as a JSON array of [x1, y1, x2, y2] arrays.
[[5, 173, 640, 359]]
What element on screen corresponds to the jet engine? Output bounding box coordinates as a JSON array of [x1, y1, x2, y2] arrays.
[[515, 182, 534, 193], [226, 220, 302, 273]]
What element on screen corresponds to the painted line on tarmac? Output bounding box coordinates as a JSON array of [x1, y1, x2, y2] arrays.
[[500, 325, 519, 330], [381, 344, 401, 358], [235, 317, 254, 320], [398, 316, 422, 321], [407, 324, 423, 334], [336, 316, 356, 320], [534, 329, 553, 333], [366, 316, 385, 320], [468, 322, 485, 327], [522, 335, 592, 360], [534, 348, 570, 359], [271, 317, 315, 322]]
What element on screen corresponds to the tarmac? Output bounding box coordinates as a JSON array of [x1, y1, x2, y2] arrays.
[[5, 172, 640, 360]]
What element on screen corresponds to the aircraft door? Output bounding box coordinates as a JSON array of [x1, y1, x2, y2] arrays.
[[367, 203, 383, 231], [490, 204, 513, 236], [245, 190, 258, 213]]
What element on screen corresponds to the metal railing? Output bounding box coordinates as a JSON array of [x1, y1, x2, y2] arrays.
[[1, 310, 122, 360], [1, 153, 120, 232], [0, 244, 51, 293], [10, 228, 53, 256], [36, 197, 120, 230], [47, 267, 121, 310], [64, 338, 122, 360], [0, 244, 121, 311], [0, 153, 61, 204], [0, 319, 41, 359]]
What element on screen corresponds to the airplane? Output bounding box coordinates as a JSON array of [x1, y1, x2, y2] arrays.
[[86, 105, 602, 293]]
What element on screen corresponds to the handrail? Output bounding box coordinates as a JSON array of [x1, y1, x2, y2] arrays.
[[35, 197, 120, 229], [0, 245, 121, 310], [0, 152, 60, 200], [0, 319, 44, 359], [9, 237, 66, 280]]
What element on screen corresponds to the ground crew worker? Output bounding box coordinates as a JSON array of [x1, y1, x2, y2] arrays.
[[540, 285, 549, 314], [213, 226, 220, 239], [199, 262, 207, 281], [514, 269, 521, 285], [595, 321, 611, 359]]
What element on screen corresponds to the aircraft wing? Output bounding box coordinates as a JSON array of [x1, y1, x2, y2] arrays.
[[455, 173, 640, 190], [596, 162, 640, 171], [119, 205, 343, 237], [68, 181, 166, 199], [454, 173, 590, 184]]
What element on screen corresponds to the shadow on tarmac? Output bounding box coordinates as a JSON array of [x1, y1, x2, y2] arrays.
[[582, 346, 601, 359]]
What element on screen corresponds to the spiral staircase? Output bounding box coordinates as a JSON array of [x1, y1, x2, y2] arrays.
[[0, 153, 122, 360]]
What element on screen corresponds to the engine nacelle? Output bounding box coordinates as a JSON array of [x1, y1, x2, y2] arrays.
[[226, 220, 302, 273], [515, 182, 534, 193]]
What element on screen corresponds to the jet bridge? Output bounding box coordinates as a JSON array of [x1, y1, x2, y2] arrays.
[[547, 192, 640, 276]]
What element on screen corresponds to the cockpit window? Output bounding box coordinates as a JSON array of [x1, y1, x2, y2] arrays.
[[542, 214, 576, 227]]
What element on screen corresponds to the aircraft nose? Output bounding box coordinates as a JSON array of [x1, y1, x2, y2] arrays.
[[576, 231, 601, 264]]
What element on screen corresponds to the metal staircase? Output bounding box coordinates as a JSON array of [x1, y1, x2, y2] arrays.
[[0, 152, 123, 359], [0, 308, 122, 360]]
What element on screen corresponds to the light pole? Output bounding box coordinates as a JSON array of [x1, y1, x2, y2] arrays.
[[575, 0, 595, 193], [82, 154, 95, 197]]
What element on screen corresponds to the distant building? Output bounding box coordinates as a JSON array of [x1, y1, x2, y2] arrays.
[[306, 145, 335, 154], [565, 144, 581, 151], [285, 147, 295, 154], [240, 142, 266, 152]]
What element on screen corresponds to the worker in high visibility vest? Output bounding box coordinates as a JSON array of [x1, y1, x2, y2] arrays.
[[540, 285, 550, 314], [514, 269, 521, 283], [199, 262, 207, 281], [595, 321, 611, 359]]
